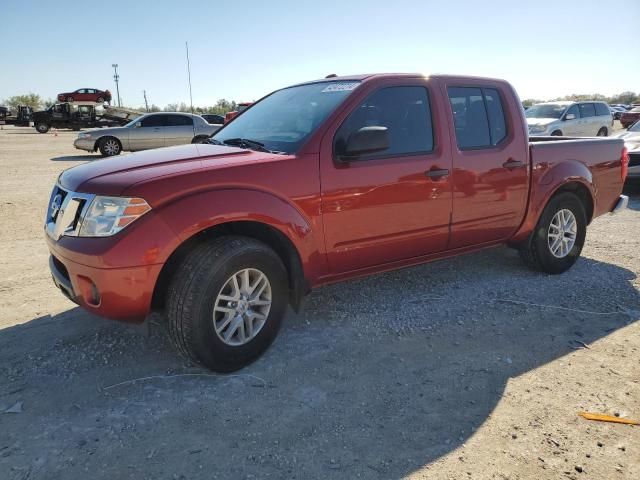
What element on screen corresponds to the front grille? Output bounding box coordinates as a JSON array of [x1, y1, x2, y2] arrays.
[[45, 186, 94, 240]]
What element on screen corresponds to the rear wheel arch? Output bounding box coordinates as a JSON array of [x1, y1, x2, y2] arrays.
[[152, 220, 308, 314], [549, 181, 594, 224]]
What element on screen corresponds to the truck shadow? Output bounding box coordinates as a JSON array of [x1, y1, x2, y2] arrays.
[[0, 250, 638, 479]]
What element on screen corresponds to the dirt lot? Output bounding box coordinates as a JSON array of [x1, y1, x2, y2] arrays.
[[0, 125, 638, 480]]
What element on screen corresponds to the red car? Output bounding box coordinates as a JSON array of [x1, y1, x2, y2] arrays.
[[57, 88, 111, 104], [620, 107, 640, 128], [45, 73, 629, 372]]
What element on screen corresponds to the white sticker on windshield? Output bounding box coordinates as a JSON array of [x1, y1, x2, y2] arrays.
[[321, 82, 360, 93]]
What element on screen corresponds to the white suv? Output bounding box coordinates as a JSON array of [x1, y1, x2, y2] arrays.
[[526, 101, 613, 137]]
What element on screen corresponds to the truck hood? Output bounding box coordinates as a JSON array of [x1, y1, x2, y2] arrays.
[[59, 143, 278, 195], [526, 117, 559, 127]]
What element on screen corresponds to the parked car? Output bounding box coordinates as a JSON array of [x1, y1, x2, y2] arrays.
[[200, 113, 225, 124], [73, 112, 221, 156], [620, 107, 640, 128], [45, 73, 628, 372], [526, 101, 613, 137], [224, 102, 252, 123], [0, 105, 10, 119], [613, 121, 640, 182], [57, 88, 112, 104], [609, 105, 626, 120]]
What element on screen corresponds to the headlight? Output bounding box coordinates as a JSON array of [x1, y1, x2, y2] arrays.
[[78, 132, 92, 139], [529, 124, 547, 134], [79, 196, 151, 237]]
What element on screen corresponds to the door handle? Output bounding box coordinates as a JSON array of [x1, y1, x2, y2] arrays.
[[503, 159, 524, 170], [425, 168, 450, 179]]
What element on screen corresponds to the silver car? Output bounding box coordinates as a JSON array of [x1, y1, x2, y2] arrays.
[[73, 112, 221, 157], [613, 121, 640, 182], [526, 101, 613, 137]]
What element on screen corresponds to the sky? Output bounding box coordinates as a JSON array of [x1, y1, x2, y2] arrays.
[[1, 0, 639, 108]]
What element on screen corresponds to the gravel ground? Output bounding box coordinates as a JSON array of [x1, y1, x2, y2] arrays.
[[0, 125, 638, 480]]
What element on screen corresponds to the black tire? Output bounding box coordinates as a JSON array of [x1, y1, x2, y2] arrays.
[[550, 130, 563, 136], [35, 122, 50, 133], [191, 135, 210, 144], [166, 236, 288, 372], [597, 127, 608, 137], [97, 97, 104, 103], [66, 96, 74, 102], [98, 137, 122, 156], [519, 192, 587, 274]]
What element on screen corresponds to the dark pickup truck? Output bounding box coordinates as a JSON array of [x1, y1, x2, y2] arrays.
[[45, 73, 629, 371]]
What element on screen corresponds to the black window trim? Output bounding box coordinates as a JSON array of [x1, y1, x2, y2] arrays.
[[448, 85, 510, 152], [332, 85, 437, 164]]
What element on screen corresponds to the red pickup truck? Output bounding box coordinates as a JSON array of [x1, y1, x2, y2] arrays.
[[45, 74, 629, 371]]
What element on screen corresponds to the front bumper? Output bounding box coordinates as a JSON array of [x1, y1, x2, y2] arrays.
[[73, 137, 95, 151], [611, 195, 629, 214], [48, 249, 163, 322]]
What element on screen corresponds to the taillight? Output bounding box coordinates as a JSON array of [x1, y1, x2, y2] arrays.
[[621, 146, 629, 181]]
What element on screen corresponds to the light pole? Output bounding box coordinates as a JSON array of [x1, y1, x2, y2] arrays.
[[112, 64, 121, 107]]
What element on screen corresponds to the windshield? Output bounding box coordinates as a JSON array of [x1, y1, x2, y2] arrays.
[[628, 121, 640, 132], [525, 104, 567, 119], [212, 81, 361, 154]]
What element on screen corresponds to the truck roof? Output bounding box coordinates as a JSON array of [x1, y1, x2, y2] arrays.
[[291, 73, 512, 88]]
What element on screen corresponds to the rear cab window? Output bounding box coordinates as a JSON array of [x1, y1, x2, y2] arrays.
[[447, 86, 508, 150]]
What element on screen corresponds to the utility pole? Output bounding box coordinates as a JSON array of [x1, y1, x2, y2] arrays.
[[112, 64, 121, 107], [185, 42, 194, 114], [143, 90, 149, 112]]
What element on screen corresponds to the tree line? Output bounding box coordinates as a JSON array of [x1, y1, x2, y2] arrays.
[[3, 91, 639, 113]]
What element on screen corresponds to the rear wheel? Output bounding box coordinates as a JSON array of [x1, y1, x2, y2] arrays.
[[550, 130, 563, 136], [519, 192, 587, 274], [597, 127, 608, 136], [98, 137, 121, 156], [191, 135, 210, 144], [35, 122, 50, 133], [166, 236, 288, 372], [97, 97, 104, 103], [66, 96, 74, 102]]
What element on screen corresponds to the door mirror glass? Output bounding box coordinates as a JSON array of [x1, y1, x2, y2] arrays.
[[564, 113, 576, 121], [342, 126, 390, 158], [134, 121, 142, 128]]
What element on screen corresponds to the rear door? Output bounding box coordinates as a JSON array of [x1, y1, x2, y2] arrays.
[[319, 81, 453, 273], [128, 114, 166, 150], [164, 114, 195, 146], [444, 82, 529, 248]]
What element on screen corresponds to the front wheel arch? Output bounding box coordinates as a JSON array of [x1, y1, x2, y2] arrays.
[[151, 220, 307, 314]]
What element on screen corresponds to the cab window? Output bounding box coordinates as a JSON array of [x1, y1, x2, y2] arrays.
[[578, 103, 596, 118], [334, 86, 434, 160]]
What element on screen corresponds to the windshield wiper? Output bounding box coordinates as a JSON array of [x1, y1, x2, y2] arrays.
[[220, 137, 274, 153]]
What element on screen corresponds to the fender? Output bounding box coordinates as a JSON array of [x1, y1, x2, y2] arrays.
[[510, 159, 595, 244], [155, 188, 326, 282]]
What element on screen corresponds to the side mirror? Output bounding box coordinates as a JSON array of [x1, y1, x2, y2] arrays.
[[564, 113, 576, 121], [342, 126, 390, 159], [134, 121, 142, 128]]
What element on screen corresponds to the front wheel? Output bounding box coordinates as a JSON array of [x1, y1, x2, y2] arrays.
[[519, 192, 587, 274], [166, 236, 288, 372], [98, 137, 121, 156], [550, 130, 563, 136], [96, 97, 104, 103], [597, 127, 608, 136]]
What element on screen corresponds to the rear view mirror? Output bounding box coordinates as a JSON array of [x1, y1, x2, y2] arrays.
[[342, 126, 390, 158], [564, 113, 576, 121]]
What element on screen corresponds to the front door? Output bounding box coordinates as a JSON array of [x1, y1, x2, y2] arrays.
[[562, 104, 582, 136], [320, 84, 453, 274], [128, 114, 166, 150], [445, 84, 529, 248]]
